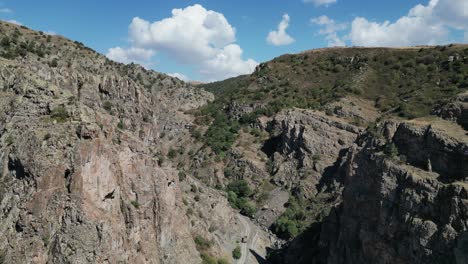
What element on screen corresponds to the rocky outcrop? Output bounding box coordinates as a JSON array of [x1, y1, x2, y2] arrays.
[[393, 120, 468, 180], [265, 109, 362, 197], [432, 92, 468, 130], [0, 22, 213, 263], [316, 119, 468, 264], [271, 116, 468, 264]]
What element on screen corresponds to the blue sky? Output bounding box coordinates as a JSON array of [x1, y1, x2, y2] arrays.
[[1, 0, 467, 81]]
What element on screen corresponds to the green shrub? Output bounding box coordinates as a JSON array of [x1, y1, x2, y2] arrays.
[[42, 234, 50, 246], [43, 133, 51, 141], [194, 235, 212, 252], [191, 128, 202, 140], [232, 245, 241, 260], [117, 120, 125, 130], [187, 208, 193, 215], [49, 58, 58, 67], [1, 37, 10, 47], [199, 103, 240, 154], [240, 201, 257, 217], [274, 216, 299, 239], [226, 180, 257, 216], [201, 253, 217, 264], [168, 148, 177, 159], [384, 143, 399, 158], [103, 101, 112, 112], [130, 200, 140, 208], [312, 154, 321, 163], [5, 135, 14, 146], [50, 106, 69, 122], [226, 180, 251, 198], [227, 191, 238, 205], [217, 258, 230, 264], [273, 197, 307, 239], [178, 171, 187, 181]]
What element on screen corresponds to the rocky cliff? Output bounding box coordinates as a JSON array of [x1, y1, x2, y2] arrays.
[[1, 20, 468, 264], [0, 21, 275, 264], [318, 117, 468, 264]]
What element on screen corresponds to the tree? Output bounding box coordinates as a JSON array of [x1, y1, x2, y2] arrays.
[[168, 148, 177, 159], [49, 58, 58, 68], [384, 143, 399, 158], [1, 36, 10, 47], [226, 180, 251, 198], [232, 245, 241, 260]]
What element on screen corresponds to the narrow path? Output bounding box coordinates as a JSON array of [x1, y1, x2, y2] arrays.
[[237, 215, 261, 264], [238, 215, 251, 264]]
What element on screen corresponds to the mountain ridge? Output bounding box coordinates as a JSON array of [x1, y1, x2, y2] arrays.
[[0, 20, 467, 264]]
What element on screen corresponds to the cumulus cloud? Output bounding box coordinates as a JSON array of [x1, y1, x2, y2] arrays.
[[310, 0, 468, 47], [348, 0, 467, 47], [107, 47, 155, 66], [267, 14, 295, 46], [432, 0, 468, 30], [107, 4, 257, 81], [311, 15, 347, 47], [168, 73, 189, 81], [200, 44, 258, 81], [303, 0, 337, 7]]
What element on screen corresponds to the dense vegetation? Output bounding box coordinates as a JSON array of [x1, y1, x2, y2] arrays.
[[226, 180, 257, 217], [193, 45, 468, 239], [272, 197, 308, 239], [194, 102, 240, 155], [195, 45, 468, 156]]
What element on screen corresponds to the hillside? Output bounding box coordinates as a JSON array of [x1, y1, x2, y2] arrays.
[[194, 45, 468, 263], [0, 21, 277, 264], [202, 45, 467, 118], [0, 19, 467, 264]]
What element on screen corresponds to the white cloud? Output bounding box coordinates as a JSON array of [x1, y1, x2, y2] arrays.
[[432, 0, 468, 30], [0, 8, 12, 13], [311, 15, 347, 47], [45, 31, 57, 36], [6, 19, 21, 26], [348, 0, 468, 47], [303, 0, 337, 7], [267, 14, 295, 46], [108, 4, 256, 81], [200, 44, 258, 81], [106, 47, 155, 66], [325, 33, 346, 47], [168, 72, 189, 81]]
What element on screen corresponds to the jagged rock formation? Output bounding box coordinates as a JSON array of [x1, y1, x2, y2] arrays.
[[0, 23, 208, 263], [432, 91, 468, 130], [0, 21, 272, 264], [1, 20, 468, 264], [318, 118, 468, 264], [265, 109, 364, 197]]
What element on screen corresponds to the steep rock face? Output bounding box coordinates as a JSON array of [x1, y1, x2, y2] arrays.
[[319, 120, 468, 264], [432, 92, 468, 130], [265, 109, 362, 197], [0, 22, 213, 263], [393, 120, 468, 180]]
